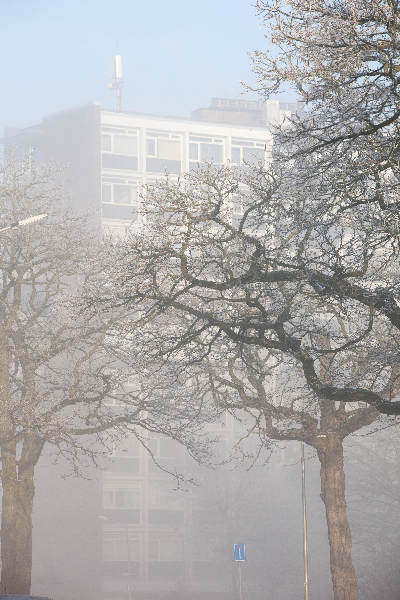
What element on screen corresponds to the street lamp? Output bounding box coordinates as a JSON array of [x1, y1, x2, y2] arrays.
[[301, 442, 310, 600], [0, 213, 48, 233]]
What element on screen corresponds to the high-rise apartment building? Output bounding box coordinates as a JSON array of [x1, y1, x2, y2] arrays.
[[4, 97, 299, 234], [4, 97, 300, 600]]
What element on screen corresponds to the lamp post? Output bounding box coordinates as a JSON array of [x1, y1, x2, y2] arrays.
[[0, 213, 48, 233], [301, 442, 310, 600]]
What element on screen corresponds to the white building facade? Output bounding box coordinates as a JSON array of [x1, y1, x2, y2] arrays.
[[5, 97, 298, 600], [99, 108, 274, 237]]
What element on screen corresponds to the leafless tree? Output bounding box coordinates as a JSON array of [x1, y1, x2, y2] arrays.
[[246, 2, 400, 415], [0, 156, 213, 595], [84, 163, 400, 599], [253, 0, 400, 182], [206, 345, 380, 600], [346, 426, 400, 599], [80, 3, 400, 597]]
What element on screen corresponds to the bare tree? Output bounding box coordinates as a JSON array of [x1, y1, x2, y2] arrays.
[[80, 4, 400, 597], [88, 164, 400, 412], [345, 426, 400, 599], [206, 346, 379, 600], [0, 156, 213, 595], [252, 0, 400, 180], [245, 0, 400, 420], [84, 164, 400, 599]]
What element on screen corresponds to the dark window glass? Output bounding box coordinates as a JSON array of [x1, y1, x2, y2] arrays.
[[102, 204, 137, 221], [102, 154, 138, 170], [146, 158, 181, 174]]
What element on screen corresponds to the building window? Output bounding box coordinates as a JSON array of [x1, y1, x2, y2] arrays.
[[101, 129, 139, 171], [189, 135, 224, 168], [102, 183, 112, 203], [146, 129, 182, 174], [231, 139, 266, 166], [114, 184, 131, 205], [147, 435, 185, 473], [102, 204, 137, 220], [101, 182, 138, 221], [102, 182, 137, 205], [231, 146, 241, 164], [146, 138, 156, 157], [157, 139, 180, 160], [102, 134, 112, 152], [147, 436, 182, 459], [189, 143, 198, 160], [148, 480, 185, 509], [101, 130, 138, 156], [103, 531, 140, 562], [114, 135, 137, 155], [102, 154, 138, 170], [103, 482, 142, 509], [112, 435, 140, 458], [200, 143, 223, 162], [148, 536, 184, 562], [146, 132, 182, 174]]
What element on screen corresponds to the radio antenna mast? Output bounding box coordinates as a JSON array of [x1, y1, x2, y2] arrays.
[[109, 53, 123, 112]]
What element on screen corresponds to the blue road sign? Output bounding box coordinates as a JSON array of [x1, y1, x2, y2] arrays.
[[234, 543, 246, 561]]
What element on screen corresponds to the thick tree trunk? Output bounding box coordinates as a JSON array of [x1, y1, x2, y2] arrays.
[[318, 433, 358, 600], [0, 440, 19, 594], [0, 435, 41, 595], [14, 468, 35, 594]]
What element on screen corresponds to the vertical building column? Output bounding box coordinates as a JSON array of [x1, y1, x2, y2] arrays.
[[183, 131, 190, 173], [226, 134, 232, 165]]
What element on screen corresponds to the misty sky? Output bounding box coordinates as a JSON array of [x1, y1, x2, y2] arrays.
[[1, 0, 270, 134]]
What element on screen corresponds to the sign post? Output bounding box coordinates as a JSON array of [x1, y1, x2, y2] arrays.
[[234, 544, 245, 600]]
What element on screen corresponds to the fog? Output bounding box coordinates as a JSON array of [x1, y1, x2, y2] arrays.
[[31, 440, 333, 600], [29, 432, 400, 599], [2, 2, 400, 600]]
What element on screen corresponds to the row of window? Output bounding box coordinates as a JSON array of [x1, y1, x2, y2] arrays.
[[101, 508, 184, 528], [103, 534, 184, 562], [101, 130, 268, 173], [108, 435, 183, 459], [101, 182, 138, 221], [103, 534, 214, 564], [103, 480, 185, 510], [101, 181, 265, 227]]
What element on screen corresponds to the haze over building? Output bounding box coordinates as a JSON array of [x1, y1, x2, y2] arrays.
[[4, 89, 315, 600]]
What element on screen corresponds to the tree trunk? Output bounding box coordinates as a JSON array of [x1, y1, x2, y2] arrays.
[[0, 435, 41, 595], [318, 433, 358, 600], [14, 468, 35, 594], [0, 440, 19, 594]]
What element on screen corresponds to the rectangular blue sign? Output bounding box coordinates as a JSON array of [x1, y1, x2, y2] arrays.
[[234, 543, 246, 561]]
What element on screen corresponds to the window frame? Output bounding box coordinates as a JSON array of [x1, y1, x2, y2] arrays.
[[189, 135, 225, 166], [231, 139, 266, 166], [101, 129, 139, 157]]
